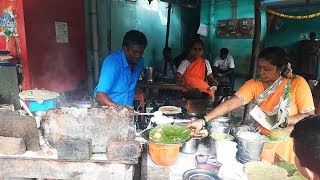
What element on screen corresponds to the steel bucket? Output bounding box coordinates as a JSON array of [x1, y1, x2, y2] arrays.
[[208, 132, 234, 157], [236, 136, 265, 163], [207, 121, 229, 134]]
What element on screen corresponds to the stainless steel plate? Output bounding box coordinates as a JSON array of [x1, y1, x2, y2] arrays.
[[183, 169, 220, 180]]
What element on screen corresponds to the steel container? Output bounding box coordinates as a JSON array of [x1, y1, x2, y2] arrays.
[[236, 134, 265, 163], [207, 121, 229, 134], [144, 67, 156, 83], [180, 138, 200, 154]]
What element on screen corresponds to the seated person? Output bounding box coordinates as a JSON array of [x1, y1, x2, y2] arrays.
[[213, 48, 235, 90], [175, 39, 217, 99], [290, 115, 320, 180], [160, 47, 177, 79], [298, 32, 320, 81], [173, 50, 189, 69]]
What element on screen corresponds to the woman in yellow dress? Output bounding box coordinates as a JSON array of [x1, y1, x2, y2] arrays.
[[187, 47, 315, 163]]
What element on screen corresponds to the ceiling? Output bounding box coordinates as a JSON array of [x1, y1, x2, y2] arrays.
[[262, 0, 320, 7]]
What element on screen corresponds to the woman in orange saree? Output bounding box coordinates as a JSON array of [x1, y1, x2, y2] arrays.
[[187, 47, 315, 163], [176, 39, 217, 99]]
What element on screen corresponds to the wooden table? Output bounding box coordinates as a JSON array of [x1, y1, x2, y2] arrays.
[[137, 82, 184, 91]]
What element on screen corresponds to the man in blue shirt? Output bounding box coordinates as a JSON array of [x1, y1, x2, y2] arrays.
[[94, 30, 147, 106]]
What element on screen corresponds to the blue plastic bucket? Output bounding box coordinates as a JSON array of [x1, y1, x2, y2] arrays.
[[29, 99, 57, 112]]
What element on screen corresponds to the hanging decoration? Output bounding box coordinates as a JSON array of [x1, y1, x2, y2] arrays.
[[267, 13, 283, 33], [266, 8, 320, 19], [0, 6, 17, 37]]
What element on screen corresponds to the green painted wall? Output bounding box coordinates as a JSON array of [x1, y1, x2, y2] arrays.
[[264, 6, 320, 77], [110, 1, 182, 67], [264, 6, 320, 51], [84, 0, 201, 93], [200, 0, 267, 89]]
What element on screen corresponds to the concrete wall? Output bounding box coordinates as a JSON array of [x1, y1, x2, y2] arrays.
[[22, 0, 88, 92], [200, 0, 267, 89]]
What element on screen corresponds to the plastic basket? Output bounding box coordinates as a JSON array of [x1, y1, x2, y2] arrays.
[[29, 99, 57, 112]]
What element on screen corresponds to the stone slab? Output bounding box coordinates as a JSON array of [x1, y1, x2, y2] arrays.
[[42, 106, 136, 153], [0, 112, 39, 151], [57, 138, 92, 160], [0, 157, 135, 180], [0, 136, 26, 155], [106, 141, 141, 161]]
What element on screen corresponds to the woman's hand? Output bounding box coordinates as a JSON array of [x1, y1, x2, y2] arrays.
[[175, 72, 184, 86], [186, 119, 203, 134]]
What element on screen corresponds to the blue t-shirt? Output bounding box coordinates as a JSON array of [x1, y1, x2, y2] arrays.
[[94, 50, 144, 106]]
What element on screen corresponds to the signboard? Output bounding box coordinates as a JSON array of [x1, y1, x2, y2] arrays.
[[55, 21, 68, 43]]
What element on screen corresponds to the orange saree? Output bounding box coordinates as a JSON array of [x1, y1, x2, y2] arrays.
[[182, 58, 213, 97], [235, 75, 315, 163]]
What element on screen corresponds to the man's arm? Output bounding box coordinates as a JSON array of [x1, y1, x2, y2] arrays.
[[175, 72, 184, 85], [94, 55, 117, 106], [212, 58, 219, 76], [221, 68, 234, 76], [213, 66, 220, 76], [96, 92, 117, 107], [207, 73, 218, 86], [221, 55, 235, 76]]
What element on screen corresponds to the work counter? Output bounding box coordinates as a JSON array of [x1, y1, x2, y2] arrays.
[[0, 150, 136, 180], [137, 81, 184, 91], [141, 143, 207, 180]]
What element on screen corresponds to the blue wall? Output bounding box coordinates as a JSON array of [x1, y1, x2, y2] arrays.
[[110, 1, 182, 67], [264, 6, 320, 51], [200, 0, 267, 89]]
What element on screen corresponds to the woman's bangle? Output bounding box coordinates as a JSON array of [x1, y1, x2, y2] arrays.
[[284, 117, 289, 127], [280, 117, 289, 128], [202, 117, 208, 127]]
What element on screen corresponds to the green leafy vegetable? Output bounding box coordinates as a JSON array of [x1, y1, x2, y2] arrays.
[[149, 124, 191, 144], [276, 161, 306, 180], [276, 162, 297, 176], [266, 129, 289, 142]]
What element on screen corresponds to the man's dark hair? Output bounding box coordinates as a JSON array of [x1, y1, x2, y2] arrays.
[[122, 30, 148, 47], [220, 48, 229, 55], [290, 115, 320, 175], [163, 47, 172, 56]]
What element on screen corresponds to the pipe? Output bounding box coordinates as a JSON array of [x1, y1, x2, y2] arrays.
[[163, 3, 172, 75], [106, 0, 112, 55], [91, 0, 100, 85], [208, 0, 215, 60], [231, 0, 237, 19]]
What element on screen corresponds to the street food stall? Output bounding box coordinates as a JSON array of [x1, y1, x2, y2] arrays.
[[134, 103, 305, 180], [0, 90, 141, 180]]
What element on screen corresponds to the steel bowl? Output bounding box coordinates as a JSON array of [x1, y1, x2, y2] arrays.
[[183, 169, 220, 180]]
